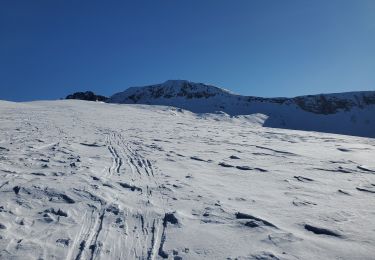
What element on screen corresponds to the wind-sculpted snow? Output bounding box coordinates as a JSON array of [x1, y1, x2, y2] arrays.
[[109, 80, 375, 138], [0, 100, 375, 259]]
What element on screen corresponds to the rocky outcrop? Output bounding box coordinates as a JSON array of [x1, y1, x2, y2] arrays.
[[66, 91, 108, 102], [292, 92, 375, 114]]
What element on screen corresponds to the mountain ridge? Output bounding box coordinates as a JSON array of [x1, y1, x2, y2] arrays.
[[108, 80, 375, 114], [107, 80, 375, 138]]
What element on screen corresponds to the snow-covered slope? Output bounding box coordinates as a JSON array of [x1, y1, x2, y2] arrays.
[[0, 100, 374, 259], [109, 80, 375, 138]]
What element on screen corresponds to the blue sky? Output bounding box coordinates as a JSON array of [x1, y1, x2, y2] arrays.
[[0, 0, 374, 101]]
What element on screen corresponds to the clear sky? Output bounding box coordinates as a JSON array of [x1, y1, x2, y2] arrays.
[[0, 0, 374, 101]]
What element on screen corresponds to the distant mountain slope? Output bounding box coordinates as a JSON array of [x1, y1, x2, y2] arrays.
[[108, 80, 375, 138]]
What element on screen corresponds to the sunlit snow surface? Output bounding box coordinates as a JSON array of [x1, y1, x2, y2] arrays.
[[0, 100, 374, 260]]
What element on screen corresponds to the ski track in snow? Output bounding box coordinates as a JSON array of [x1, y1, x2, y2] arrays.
[[0, 100, 375, 259]]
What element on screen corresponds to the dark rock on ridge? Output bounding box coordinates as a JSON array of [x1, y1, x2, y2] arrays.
[[66, 91, 108, 102]]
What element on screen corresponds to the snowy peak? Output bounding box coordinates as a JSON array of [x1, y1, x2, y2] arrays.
[[109, 80, 233, 103]]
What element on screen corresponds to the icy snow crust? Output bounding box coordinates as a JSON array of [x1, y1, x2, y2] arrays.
[[109, 80, 375, 138], [0, 100, 375, 259]]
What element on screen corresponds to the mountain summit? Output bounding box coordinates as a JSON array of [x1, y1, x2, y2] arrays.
[[108, 80, 375, 138], [109, 80, 233, 103]]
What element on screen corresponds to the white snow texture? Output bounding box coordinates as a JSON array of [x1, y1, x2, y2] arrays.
[[0, 83, 374, 259]]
